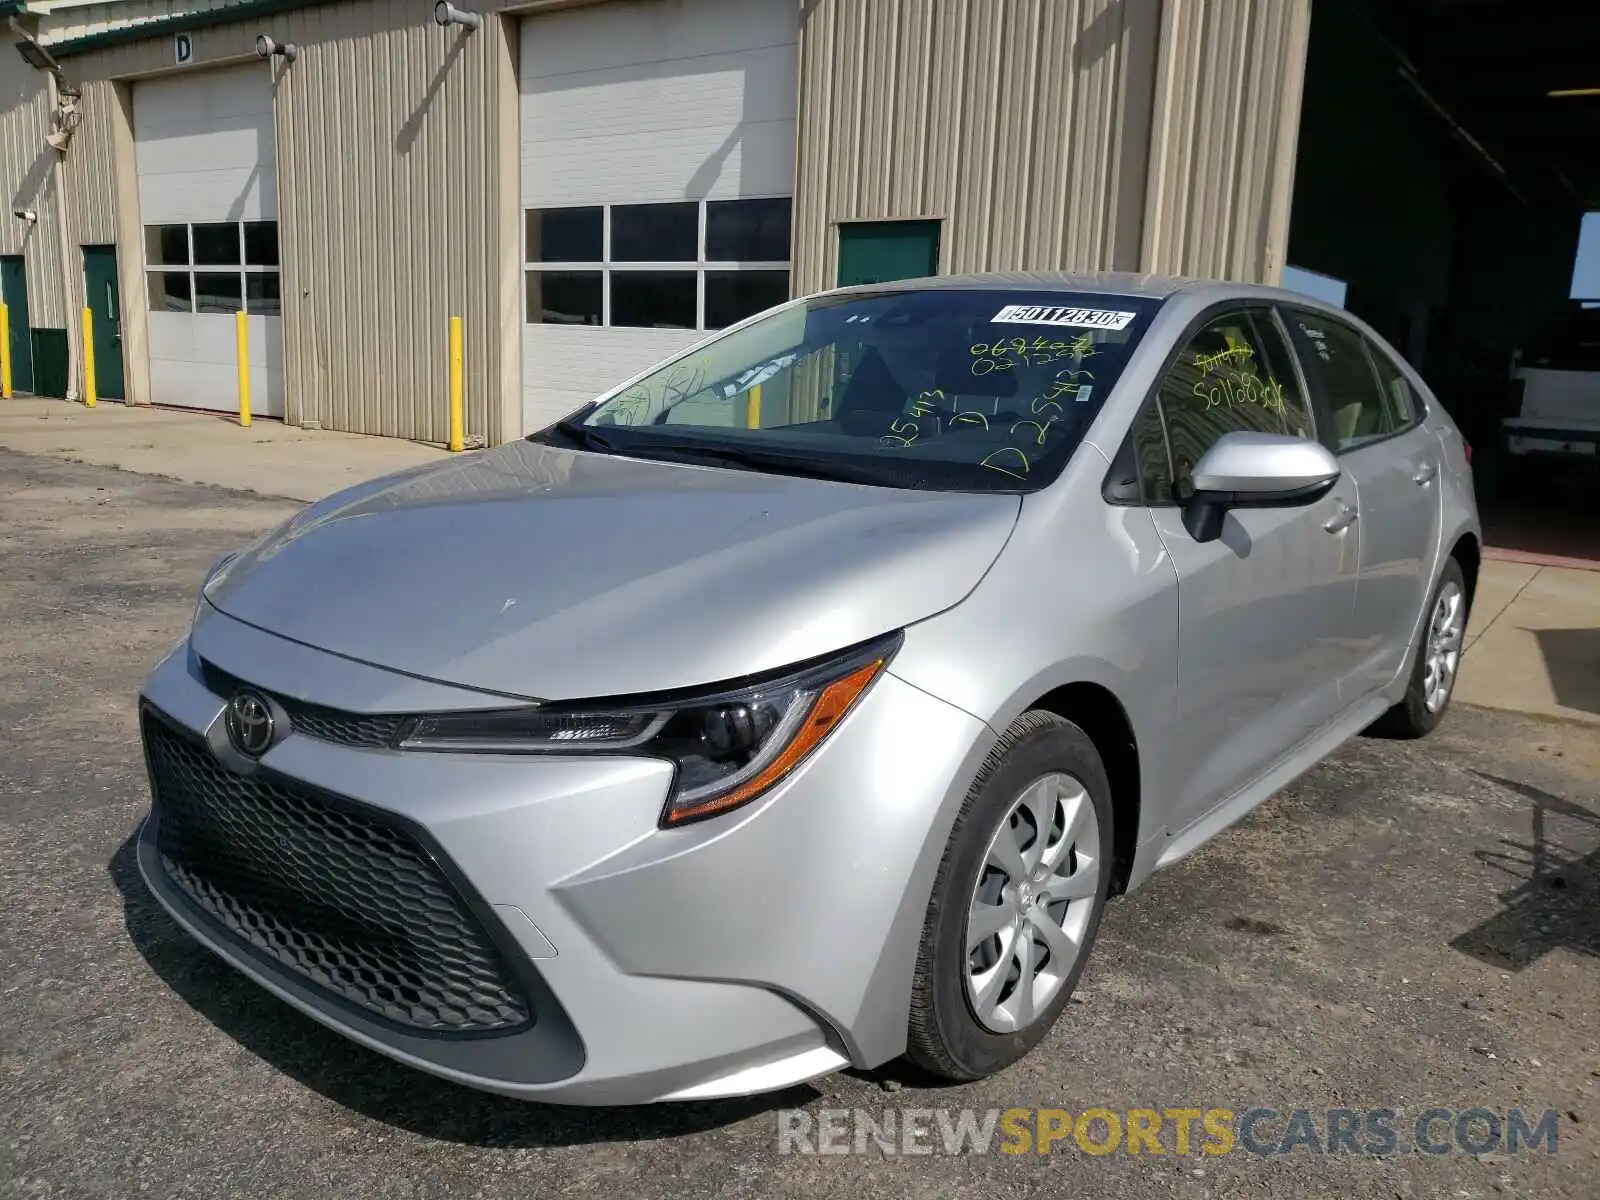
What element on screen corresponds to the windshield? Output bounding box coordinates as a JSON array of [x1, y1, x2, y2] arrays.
[[539, 288, 1161, 492]]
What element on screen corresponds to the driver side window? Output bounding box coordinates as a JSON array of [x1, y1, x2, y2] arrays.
[[1142, 310, 1312, 501]]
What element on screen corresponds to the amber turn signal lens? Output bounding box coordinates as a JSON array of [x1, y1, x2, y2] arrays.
[[662, 657, 887, 825]]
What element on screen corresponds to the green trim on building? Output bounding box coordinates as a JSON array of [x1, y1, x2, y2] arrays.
[[29, 327, 68, 399], [36, 0, 317, 59]]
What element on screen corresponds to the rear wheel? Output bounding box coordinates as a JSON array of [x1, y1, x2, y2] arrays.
[[906, 711, 1113, 1081], [1371, 558, 1468, 738]]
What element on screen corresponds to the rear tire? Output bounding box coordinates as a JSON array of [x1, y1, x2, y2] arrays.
[[1370, 558, 1468, 739], [905, 711, 1113, 1081]]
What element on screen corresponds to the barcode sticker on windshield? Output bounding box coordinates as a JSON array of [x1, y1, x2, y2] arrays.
[[991, 305, 1135, 331]]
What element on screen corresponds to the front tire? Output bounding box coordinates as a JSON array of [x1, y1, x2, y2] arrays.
[[905, 711, 1113, 1081], [1370, 557, 1468, 739]]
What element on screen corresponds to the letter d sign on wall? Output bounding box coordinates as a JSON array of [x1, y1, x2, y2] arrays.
[[175, 33, 193, 64]]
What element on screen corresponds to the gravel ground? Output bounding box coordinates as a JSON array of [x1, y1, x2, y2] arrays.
[[1, 448, 1596, 1199]]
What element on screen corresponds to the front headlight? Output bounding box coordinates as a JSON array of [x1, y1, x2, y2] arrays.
[[400, 632, 901, 826]]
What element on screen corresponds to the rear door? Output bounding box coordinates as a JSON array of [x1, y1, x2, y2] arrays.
[[1132, 306, 1359, 829], [1280, 308, 1443, 700], [83, 246, 125, 401]]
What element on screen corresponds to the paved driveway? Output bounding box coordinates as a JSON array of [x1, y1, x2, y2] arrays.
[[2, 450, 1596, 1199]]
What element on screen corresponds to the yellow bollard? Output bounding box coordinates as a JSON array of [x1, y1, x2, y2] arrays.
[[81, 307, 97, 407], [448, 315, 464, 452], [746, 383, 762, 429], [0, 303, 11, 398], [235, 310, 252, 428]]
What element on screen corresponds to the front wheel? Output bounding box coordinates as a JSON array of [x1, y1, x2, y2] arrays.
[[1370, 557, 1468, 738], [905, 711, 1113, 1081]]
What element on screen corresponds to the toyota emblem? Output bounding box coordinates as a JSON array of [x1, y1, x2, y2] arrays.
[[226, 690, 276, 757]]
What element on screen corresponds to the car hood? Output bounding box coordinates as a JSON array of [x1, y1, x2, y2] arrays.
[[204, 440, 1021, 701]]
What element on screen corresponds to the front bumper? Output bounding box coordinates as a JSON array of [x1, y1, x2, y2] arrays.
[[136, 609, 990, 1104]]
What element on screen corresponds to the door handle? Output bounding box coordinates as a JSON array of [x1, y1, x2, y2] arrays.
[[1323, 501, 1358, 534], [1412, 463, 1437, 485]]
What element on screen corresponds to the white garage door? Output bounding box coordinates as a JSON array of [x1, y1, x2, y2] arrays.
[[134, 65, 284, 416], [520, 0, 799, 432]]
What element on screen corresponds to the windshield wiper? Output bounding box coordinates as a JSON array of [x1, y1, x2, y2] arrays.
[[543, 418, 619, 454], [631, 442, 911, 488]]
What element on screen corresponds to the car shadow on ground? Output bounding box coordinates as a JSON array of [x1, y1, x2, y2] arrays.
[[107, 831, 820, 1147], [1450, 771, 1600, 969]]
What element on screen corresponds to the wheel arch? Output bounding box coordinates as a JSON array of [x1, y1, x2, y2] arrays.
[[1450, 529, 1481, 620], [1026, 682, 1142, 897]]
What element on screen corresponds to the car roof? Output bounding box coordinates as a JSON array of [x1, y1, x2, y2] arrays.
[[821, 270, 1319, 308]]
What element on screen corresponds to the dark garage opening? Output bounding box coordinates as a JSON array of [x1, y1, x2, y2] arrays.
[[1286, 0, 1600, 568]]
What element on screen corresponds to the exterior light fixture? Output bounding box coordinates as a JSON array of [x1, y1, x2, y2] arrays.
[[255, 35, 298, 61], [434, 2, 482, 31]]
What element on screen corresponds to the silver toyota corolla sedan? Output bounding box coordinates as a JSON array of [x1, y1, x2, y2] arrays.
[[137, 272, 1479, 1104]]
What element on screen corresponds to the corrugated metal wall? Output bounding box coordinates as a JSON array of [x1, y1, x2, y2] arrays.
[[0, 55, 72, 334], [60, 80, 119, 246], [792, 0, 1311, 294], [791, 0, 1164, 295], [1139, 0, 1312, 282], [60, 0, 522, 444], [7, 0, 1311, 436]]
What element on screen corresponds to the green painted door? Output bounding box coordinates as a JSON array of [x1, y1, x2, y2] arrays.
[[82, 246, 125, 400], [836, 220, 942, 287], [0, 255, 34, 392]]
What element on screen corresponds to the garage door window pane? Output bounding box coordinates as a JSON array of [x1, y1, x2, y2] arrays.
[[191, 223, 240, 266], [611, 203, 697, 263], [148, 272, 192, 312], [527, 208, 603, 263], [145, 225, 189, 266], [244, 221, 279, 267], [246, 273, 281, 316], [194, 272, 243, 314], [527, 271, 602, 325], [705, 270, 789, 328], [706, 198, 791, 262], [611, 271, 696, 328]]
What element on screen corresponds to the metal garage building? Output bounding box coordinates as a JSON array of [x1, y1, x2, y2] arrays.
[[0, 0, 1320, 446]]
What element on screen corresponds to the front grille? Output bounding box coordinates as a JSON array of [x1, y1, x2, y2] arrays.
[[198, 659, 410, 750], [144, 712, 530, 1033]]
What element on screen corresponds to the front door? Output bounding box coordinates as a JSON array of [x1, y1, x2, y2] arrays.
[[1137, 308, 1360, 829], [82, 246, 125, 401], [836, 220, 941, 287], [0, 255, 35, 392], [1280, 308, 1443, 699]]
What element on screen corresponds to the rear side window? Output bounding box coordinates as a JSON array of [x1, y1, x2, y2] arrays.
[[1150, 310, 1313, 498], [1283, 310, 1400, 452], [1365, 341, 1421, 429]]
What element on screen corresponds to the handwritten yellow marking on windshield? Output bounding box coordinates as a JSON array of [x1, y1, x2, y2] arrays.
[[1010, 416, 1057, 445], [949, 411, 990, 430], [980, 447, 1031, 480]]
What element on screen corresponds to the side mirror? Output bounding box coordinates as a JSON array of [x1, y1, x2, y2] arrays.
[[1180, 431, 1340, 543]]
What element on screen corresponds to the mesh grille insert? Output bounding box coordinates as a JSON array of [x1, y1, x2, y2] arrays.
[[144, 712, 530, 1033]]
